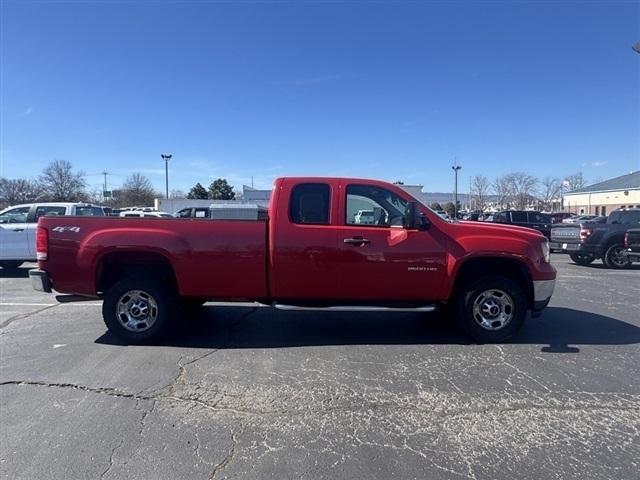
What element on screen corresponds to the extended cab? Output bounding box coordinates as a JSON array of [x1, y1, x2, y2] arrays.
[[29, 177, 556, 343], [0, 202, 104, 269], [550, 208, 640, 268]]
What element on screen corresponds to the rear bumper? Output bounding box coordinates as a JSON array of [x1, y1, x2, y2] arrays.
[[549, 242, 598, 255], [623, 249, 640, 260], [29, 269, 52, 293], [531, 278, 555, 316]]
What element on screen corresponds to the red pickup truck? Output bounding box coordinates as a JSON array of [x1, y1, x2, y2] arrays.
[[30, 177, 556, 343]]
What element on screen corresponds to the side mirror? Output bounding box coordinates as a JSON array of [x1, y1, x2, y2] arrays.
[[405, 202, 430, 230]]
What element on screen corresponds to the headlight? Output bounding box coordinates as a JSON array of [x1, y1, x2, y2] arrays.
[[541, 239, 550, 263]]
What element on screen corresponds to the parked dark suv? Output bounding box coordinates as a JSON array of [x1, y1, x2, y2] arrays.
[[491, 210, 552, 239]]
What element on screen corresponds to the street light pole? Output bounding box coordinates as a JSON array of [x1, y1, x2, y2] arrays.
[[161, 154, 172, 199], [452, 161, 462, 219]]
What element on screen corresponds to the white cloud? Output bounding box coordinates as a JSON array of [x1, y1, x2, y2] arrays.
[[21, 107, 34, 116], [591, 161, 607, 167]]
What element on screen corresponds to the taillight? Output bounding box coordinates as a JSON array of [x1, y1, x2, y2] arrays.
[[36, 227, 48, 261], [579, 227, 592, 242]]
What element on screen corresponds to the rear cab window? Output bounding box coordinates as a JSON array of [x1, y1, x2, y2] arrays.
[[75, 206, 104, 216], [34, 206, 67, 221], [290, 183, 331, 225]]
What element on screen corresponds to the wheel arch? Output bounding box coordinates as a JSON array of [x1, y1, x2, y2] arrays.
[[96, 251, 178, 296], [451, 256, 534, 309]]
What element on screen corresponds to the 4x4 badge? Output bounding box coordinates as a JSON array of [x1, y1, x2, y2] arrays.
[[52, 226, 81, 233]]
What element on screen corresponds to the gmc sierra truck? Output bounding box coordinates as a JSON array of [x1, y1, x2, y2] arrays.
[[29, 177, 556, 343]]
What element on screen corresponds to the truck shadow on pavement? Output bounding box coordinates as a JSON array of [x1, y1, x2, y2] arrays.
[[0, 267, 31, 278], [95, 306, 640, 353]]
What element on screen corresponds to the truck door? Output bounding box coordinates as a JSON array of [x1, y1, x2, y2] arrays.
[[337, 183, 447, 302], [270, 181, 341, 300], [0, 206, 32, 260]]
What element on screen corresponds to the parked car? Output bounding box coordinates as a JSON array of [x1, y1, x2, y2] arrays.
[[119, 211, 174, 218], [623, 228, 640, 262], [0, 202, 104, 268], [551, 212, 574, 224], [550, 208, 640, 268], [30, 176, 555, 344], [490, 210, 552, 239], [562, 215, 597, 224], [174, 204, 268, 220]]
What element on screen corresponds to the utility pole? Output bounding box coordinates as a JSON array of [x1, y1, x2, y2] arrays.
[[451, 159, 462, 219], [102, 171, 108, 202], [161, 154, 172, 199]]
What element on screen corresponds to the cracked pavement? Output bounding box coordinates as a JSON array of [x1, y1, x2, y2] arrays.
[[1, 257, 639, 479]]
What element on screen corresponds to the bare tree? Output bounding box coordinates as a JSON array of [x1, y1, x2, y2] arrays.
[[564, 172, 586, 192], [39, 159, 87, 201], [470, 175, 490, 211], [508, 173, 538, 210], [117, 173, 158, 207], [540, 176, 561, 211], [170, 189, 186, 199], [0, 178, 45, 205], [492, 175, 513, 209]]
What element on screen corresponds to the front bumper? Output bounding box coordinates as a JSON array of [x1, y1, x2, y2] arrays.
[[532, 278, 555, 315], [29, 269, 52, 293]]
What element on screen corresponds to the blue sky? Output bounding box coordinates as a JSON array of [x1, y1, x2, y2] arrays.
[[1, 1, 639, 195]]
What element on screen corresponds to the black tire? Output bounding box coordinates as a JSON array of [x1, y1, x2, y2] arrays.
[[102, 276, 177, 344], [569, 253, 596, 266], [0, 261, 23, 269], [453, 275, 527, 343], [603, 243, 631, 269]]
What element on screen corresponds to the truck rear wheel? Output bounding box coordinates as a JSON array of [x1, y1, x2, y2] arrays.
[[569, 253, 595, 266], [102, 276, 177, 344], [453, 275, 527, 343], [603, 244, 631, 269]]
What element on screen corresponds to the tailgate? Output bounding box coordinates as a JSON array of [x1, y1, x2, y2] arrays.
[[550, 225, 580, 244]]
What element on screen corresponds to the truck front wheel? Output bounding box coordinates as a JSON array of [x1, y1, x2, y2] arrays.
[[453, 275, 527, 343], [102, 276, 177, 344]]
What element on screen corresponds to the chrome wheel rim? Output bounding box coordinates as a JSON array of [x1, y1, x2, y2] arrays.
[[472, 289, 514, 331], [116, 290, 158, 332]]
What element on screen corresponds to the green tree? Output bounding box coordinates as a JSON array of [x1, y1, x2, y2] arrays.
[[187, 182, 208, 199], [429, 202, 443, 211], [208, 178, 235, 200]]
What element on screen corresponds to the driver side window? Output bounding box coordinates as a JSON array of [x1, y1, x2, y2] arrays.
[[345, 184, 407, 227]]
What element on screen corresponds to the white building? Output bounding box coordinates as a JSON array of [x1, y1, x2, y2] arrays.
[[563, 171, 640, 216]]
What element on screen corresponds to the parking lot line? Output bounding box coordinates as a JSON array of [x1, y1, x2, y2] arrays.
[[0, 302, 102, 307]]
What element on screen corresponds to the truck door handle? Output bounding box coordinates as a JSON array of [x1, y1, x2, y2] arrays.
[[12, 228, 24, 232], [344, 237, 370, 246]]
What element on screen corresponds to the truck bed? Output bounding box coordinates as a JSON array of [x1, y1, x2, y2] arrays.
[[39, 216, 269, 299]]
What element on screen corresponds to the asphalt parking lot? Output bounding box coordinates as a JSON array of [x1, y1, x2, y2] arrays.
[[1, 256, 639, 480]]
